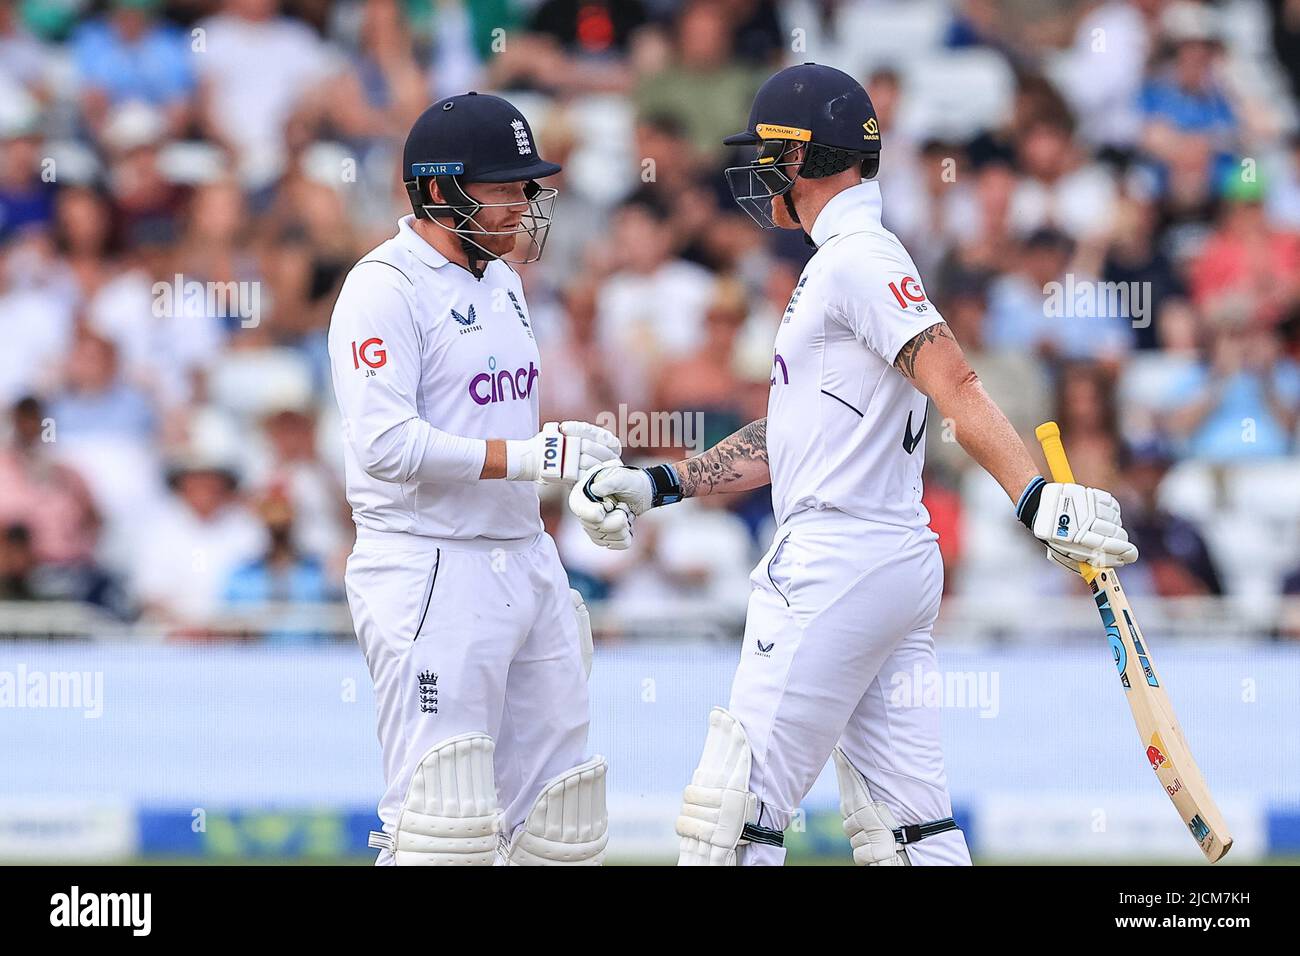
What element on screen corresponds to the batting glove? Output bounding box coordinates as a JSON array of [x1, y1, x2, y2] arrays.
[[567, 473, 636, 550], [573, 462, 683, 517], [504, 421, 621, 484], [1017, 476, 1139, 571]]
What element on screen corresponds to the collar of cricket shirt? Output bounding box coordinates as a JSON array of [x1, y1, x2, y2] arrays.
[[397, 214, 451, 270], [808, 179, 884, 249]]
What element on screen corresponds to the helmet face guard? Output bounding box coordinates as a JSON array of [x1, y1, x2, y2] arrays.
[[724, 139, 804, 229], [407, 170, 558, 265]]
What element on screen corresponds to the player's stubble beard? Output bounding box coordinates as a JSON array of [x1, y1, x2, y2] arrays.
[[473, 227, 520, 258], [769, 193, 800, 230]]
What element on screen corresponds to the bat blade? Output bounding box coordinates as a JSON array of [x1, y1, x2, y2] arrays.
[[1091, 568, 1233, 862], [1035, 422, 1233, 863]]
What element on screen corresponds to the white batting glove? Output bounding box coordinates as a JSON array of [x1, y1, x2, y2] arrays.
[[504, 421, 621, 484], [1017, 476, 1138, 571], [567, 468, 636, 550], [573, 460, 687, 517]]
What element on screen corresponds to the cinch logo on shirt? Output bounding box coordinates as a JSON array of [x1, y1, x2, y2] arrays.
[[469, 356, 539, 405], [771, 353, 789, 386]]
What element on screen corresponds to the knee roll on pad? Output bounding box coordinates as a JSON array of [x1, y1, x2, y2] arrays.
[[676, 707, 784, 866], [504, 755, 609, 865], [393, 732, 501, 866], [832, 747, 910, 866]]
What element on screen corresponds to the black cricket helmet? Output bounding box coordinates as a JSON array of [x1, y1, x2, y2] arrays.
[[724, 62, 881, 228], [403, 92, 561, 266]]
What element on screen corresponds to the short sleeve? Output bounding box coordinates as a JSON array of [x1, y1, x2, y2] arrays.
[[828, 239, 947, 365]]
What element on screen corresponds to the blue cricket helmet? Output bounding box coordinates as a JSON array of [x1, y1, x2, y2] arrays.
[[403, 92, 562, 267], [724, 63, 881, 228]]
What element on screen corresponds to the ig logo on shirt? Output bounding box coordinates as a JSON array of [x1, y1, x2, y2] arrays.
[[351, 338, 387, 375], [888, 276, 929, 314]]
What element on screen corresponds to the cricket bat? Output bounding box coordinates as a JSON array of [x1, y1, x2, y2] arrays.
[[1035, 422, 1233, 863]]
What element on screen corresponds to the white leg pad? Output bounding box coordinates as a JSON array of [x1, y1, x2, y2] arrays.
[[676, 707, 765, 866], [832, 747, 910, 866], [504, 755, 608, 865], [393, 732, 501, 866]]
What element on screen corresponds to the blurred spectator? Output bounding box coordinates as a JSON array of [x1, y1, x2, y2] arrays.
[[0, 0, 50, 101], [72, 0, 196, 141], [0, 523, 38, 601], [1189, 173, 1300, 328], [194, 0, 332, 188], [882, 138, 977, 275], [1266, 131, 1300, 230], [1136, 2, 1238, 207], [984, 227, 1133, 361], [1055, 0, 1164, 156], [1120, 436, 1223, 596], [246, 402, 349, 569], [596, 200, 716, 407], [537, 277, 620, 423], [1160, 318, 1300, 460], [1, 0, 1299, 629], [1271, 0, 1300, 107], [1100, 191, 1189, 350], [606, 497, 753, 618], [131, 454, 264, 631], [627, 110, 723, 258], [47, 328, 156, 443], [723, 0, 783, 66], [0, 396, 99, 567], [934, 275, 1051, 453], [53, 185, 118, 299], [1010, 114, 1118, 243], [101, 100, 191, 246], [321, 0, 426, 146], [224, 489, 335, 641], [0, 242, 76, 406], [1055, 362, 1123, 488], [0, 106, 52, 242], [634, 0, 763, 161], [490, 0, 648, 95], [653, 277, 751, 450]]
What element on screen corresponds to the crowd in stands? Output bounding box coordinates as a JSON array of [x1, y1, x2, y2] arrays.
[[2, 0, 1299, 638]]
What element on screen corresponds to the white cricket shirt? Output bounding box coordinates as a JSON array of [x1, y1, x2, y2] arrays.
[[328, 216, 542, 540], [767, 181, 942, 531]]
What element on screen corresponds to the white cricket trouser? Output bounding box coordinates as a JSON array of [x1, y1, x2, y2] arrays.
[[729, 511, 972, 866], [344, 528, 590, 865]]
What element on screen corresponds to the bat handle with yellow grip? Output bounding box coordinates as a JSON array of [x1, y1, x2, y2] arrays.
[[1034, 421, 1076, 484], [1034, 421, 1098, 582]]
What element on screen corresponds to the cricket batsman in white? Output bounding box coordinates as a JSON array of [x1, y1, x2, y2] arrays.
[[330, 92, 620, 865], [569, 64, 1139, 866]]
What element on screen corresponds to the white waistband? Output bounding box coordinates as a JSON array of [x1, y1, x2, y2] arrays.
[[777, 507, 937, 543], [354, 526, 541, 553]]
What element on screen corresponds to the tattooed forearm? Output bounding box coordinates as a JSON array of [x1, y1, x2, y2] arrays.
[[672, 418, 769, 498], [894, 322, 955, 380]]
